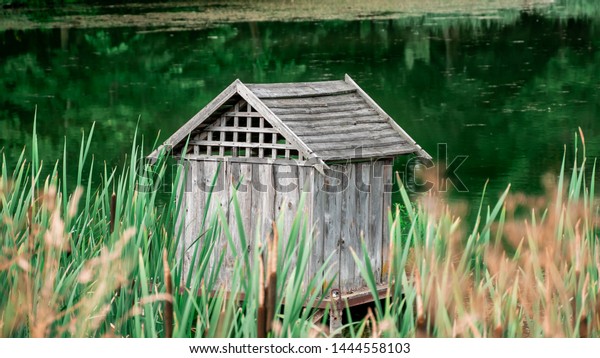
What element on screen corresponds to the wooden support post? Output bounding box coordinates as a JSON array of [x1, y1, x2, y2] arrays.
[[329, 288, 342, 336]]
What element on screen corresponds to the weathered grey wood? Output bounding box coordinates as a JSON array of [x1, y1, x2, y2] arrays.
[[290, 122, 392, 137], [199, 160, 220, 285], [201, 126, 280, 134], [154, 76, 430, 300], [297, 168, 312, 222], [252, 163, 275, 243], [307, 169, 325, 295], [297, 167, 314, 211], [218, 126, 225, 157], [284, 116, 390, 131], [344, 74, 432, 160], [276, 108, 378, 121], [189, 140, 296, 151], [223, 111, 274, 117], [381, 160, 393, 282], [182, 161, 204, 283], [175, 166, 188, 285], [317, 146, 416, 161], [297, 166, 314, 292], [316, 136, 410, 149], [261, 94, 364, 108], [322, 165, 343, 292], [200, 160, 230, 287], [268, 102, 370, 116], [312, 141, 412, 159], [185, 160, 208, 282], [192, 161, 207, 277], [153, 76, 427, 171], [353, 162, 371, 290], [184, 154, 310, 167], [218, 161, 232, 286], [236, 82, 318, 163], [339, 164, 358, 293], [303, 131, 399, 145], [369, 160, 385, 284], [228, 162, 253, 271], [274, 164, 300, 263], [186, 145, 413, 163], [259, 165, 279, 241], [246, 81, 355, 99]]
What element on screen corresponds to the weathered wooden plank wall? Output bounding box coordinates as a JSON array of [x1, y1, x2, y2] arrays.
[[319, 165, 344, 293], [335, 160, 391, 293], [177, 158, 393, 295], [179, 159, 316, 287]]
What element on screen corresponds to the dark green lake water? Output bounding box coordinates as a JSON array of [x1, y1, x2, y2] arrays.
[[1, 5, 600, 208]]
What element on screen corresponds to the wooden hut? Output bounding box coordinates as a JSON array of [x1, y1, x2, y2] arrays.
[[149, 74, 429, 304]]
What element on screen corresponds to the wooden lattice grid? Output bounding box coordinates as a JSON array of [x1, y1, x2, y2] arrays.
[[188, 100, 303, 160]]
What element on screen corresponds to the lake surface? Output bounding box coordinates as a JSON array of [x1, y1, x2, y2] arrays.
[[1, 1, 599, 208]]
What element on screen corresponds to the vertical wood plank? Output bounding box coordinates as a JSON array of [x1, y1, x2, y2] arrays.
[[323, 165, 343, 294], [252, 163, 275, 246], [259, 165, 275, 241], [175, 164, 187, 285], [308, 169, 325, 295], [232, 108, 239, 157], [297, 166, 314, 291], [182, 162, 194, 283], [219, 118, 226, 157], [249, 165, 261, 252], [239, 163, 254, 250], [381, 159, 393, 283], [246, 116, 252, 157], [228, 162, 253, 274], [297, 166, 314, 233], [369, 160, 384, 284], [353, 162, 371, 290], [191, 161, 206, 280], [207, 133, 213, 156], [202, 160, 230, 288], [274, 164, 300, 268], [218, 161, 231, 286], [184, 161, 202, 283], [258, 117, 265, 158], [200, 160, 219, 286], [339, 164, 358, 293]]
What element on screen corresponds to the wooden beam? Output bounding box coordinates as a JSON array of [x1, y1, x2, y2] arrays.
[[181, 154, 311, 167], [189, 140, 296, 150]]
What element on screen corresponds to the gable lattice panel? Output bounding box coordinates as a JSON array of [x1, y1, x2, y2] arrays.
[[188, 100, 303, 160]]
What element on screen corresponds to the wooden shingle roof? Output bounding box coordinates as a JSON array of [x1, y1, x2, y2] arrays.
[[149, 75, 430, 166]]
